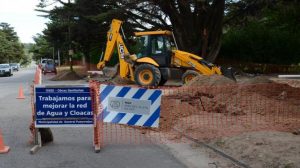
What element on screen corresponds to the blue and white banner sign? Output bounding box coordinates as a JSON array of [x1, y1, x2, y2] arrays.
[[99, 84, 162, 128], [35, 85, 93, 127]]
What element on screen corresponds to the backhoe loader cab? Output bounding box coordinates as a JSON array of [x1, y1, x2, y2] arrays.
[[134, 31, 176, 67]]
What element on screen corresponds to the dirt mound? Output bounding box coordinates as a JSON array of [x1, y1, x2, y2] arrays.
[[212, 131, 300, 168], [160, 75, 300, 141], [111, 76, 135, 85], [237, 75, 272, 84], [271, 78, 300, 88], [157, 76, 300, 167], [185, 75, 236, 87], [185, 74, 272, 87], [51, 71, 83, 81]]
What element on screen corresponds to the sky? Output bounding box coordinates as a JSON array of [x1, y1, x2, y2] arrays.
[[0, 0, 51, 43]]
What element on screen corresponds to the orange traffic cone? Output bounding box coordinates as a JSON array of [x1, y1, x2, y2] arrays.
[[34, 72, 38, 84], [0, 129, 10, 154], [16, 84, 25, 99]]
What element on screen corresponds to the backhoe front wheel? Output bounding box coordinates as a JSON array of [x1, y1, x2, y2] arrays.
[[134, 64, 161, 87], [182, 70, 200, 84]]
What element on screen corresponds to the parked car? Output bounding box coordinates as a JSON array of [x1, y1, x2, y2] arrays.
[[0, 64, 13, 77], [43, 60, 57, 75], [9, 63, 20, 71], [40, 59, 54, 71]]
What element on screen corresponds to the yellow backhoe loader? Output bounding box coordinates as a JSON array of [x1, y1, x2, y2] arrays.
[[97, 19, 235, 86]]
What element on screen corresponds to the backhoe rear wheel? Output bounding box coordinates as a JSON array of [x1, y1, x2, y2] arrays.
[[134, 64, 161, 87], [182, 70, 200, 84]]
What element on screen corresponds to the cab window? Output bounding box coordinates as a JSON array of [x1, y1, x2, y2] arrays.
[[135, 36, 149, 58], [151, 36, 164, 55]]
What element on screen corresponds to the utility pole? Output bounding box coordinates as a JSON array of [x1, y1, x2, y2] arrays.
[[52, 47, 55, 60], [68, 0, 73, 71], [58, 49, 61, 67]]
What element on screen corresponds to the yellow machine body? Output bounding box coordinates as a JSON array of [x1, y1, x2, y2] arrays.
[[97, 19, 234, 86]]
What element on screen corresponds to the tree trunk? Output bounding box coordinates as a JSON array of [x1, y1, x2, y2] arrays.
[[154, 0, 225, 62], [204, 0, 225, 62], [84, 46, 90, 71]]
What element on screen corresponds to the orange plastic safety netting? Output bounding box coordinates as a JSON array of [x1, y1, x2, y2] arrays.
[[88, 81, 300, 145]]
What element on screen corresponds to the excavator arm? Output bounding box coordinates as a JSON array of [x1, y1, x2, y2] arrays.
[[97, 19, 134, 81]]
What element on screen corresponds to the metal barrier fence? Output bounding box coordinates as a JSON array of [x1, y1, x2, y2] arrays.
[[89, 81, 300, 145]]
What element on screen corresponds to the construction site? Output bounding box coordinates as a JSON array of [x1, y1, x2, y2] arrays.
[[161, 75, 300, 168], [36, 17, 300, 168], [126, 76, 299, 167], [1, 1, 300, 168], [45, 64, 299, 168]]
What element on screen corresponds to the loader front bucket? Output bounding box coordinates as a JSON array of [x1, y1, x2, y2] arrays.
[[220, 66, 237, 81]]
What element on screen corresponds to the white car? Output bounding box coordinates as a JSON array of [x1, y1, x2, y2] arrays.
[[9, 63, 20, 71], [0, 64, 13, 77]]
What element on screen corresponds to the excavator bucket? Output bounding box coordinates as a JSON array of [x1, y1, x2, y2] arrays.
[[103, 65, 119, 78], [220, 67, 237, 81], [95, 64, 119, 82]]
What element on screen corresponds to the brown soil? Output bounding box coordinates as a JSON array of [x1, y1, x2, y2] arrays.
[[159, 74, 300, 139], [154, 75, 300, 167], [97, 73, 300, 167], [271, 78, 300, 88], [237, 75, 272, 84], [211, 131, 300, 168], [185, 75, 236, 86], [51, 71, 84, 81], [111, 76, 135, 85], [185, 74, 272, 86]]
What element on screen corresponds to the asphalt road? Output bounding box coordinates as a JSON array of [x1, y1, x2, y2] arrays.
[[0, 67, 186, 168]]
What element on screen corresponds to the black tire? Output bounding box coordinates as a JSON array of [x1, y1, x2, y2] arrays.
[[134, 64, 161, 87], [6, 72, 12, 77], [39, 128, 53, 145], [182, 70, 200, 84]]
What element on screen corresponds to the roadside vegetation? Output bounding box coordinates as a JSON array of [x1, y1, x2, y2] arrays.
[[221, 1, 300, 65], [0, 1, 298, 71], [30, 0, 300, 73], [0, 23, 31, 66]]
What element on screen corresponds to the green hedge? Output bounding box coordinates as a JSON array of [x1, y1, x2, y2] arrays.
[[220, 22, 300, 65]]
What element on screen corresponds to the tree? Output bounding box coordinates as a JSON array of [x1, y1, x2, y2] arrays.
[[37, 0, 229, 63], [220, 0, 300, 65], [107, 0, 226, 62], [36, 0, 122, 69], [156, 0, 226, 62], [0, 31, 12, 63], [30, 34, 53, 62], [0, 23, 25, 63], [71, 0, 115, 68]]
